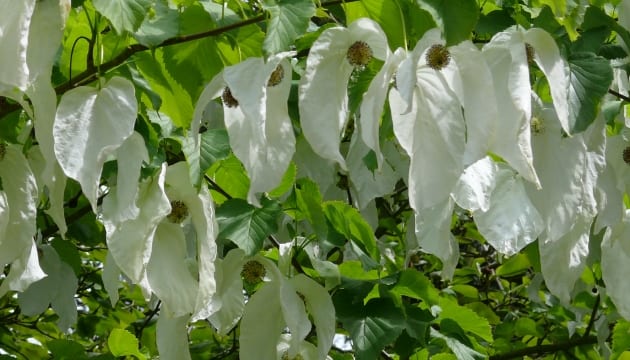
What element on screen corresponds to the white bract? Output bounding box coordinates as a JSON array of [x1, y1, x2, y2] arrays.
[[193, 53, 296, 206], [53, 76, 138, 211], [299, 18, 390, 170], [210, 248, 335, 360]]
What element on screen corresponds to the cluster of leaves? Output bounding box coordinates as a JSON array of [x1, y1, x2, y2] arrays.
[[4, 0, 630, 359]]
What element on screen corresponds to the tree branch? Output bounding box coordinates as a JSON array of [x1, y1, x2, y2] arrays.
[[488, 336, 598, 360], [609, 89, 630, 102]]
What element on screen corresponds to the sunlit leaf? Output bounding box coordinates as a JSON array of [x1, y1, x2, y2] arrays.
[[262, 0, 315, 55], [93, 0, 151, 34], [216, 198, 281, 255]]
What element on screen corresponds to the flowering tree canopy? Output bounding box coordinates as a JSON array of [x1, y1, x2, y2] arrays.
[[4, 0, 630, 359]]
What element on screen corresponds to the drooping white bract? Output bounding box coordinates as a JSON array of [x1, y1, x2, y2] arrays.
[[346, 133, 399, 210], [359, 47, 406, 169], [192, 53, 295, 206], [209, 248, 335, 360], [397, 28, 499, 167], [102, 161, 170, 287], [389, 72, 465, 278], [0, 145, 41, 278], [299, 18, 390, 171], [26, 0, 71, 236], [54, 76, 138, 212], [17, 245, 78, 332], [0, 0, 34, 94], [156, 309, 192, 360], [525, 106, 606, 302], [474, 164, 544, 255], [145, 162, 217, 320]]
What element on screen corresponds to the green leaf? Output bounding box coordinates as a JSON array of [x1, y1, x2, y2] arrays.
[[438, 298, 493, 343], [567, 52, 613, 133], [51, 238, 82, 276], [134, 0, 179, 47], [430, 326, 485, 360], [262, 0, 315, 55], [323, 201, 379, 263], [108, 329, 146, 360], [613, 320, 630, 358], [199, 129, 230, 173], [268, 162, 296, 198], [514, 317, 542, 338], [389, 269, 441, 305], [93, 0, 151, 34], [208, 154, 250, 202], [47, 339, 88, 360], [416, 0, 479, 45], [358, 0, 407, 49], [295, 178, 328, 242], [334, 294, 405, 360], [496, 253, 531, 277], [216, 198, 281, 255]]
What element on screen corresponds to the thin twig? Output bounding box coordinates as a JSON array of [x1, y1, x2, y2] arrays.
[[609, 89, 630, 102], [583, 294, 600, 338], [136, 300, 161, 339], [488, 336, 598, 360]]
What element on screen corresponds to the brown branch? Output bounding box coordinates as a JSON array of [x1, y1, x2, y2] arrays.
[[609, 89, 630, 102], [488, 336, 598, 360]]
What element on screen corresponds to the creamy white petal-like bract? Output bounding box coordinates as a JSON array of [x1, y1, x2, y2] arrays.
[[474, 166, 544, 255], [54, 76, 137, 211], [539, 216, 591, 304], [415, 199, 459, 279], [17, 245, 78, 332], [208, 248, 247, 334], [223, 53, 296, 206], [0, 145, 39, 268], [147, 222, 199, 317], [289, 274, 336, 360], [453, 157, 499, 213], [482, 31, 539, 187], [103, 163, 170, 284], [526, 108, 605, 242], [156, 308, 192, 360], [346, 133, 399, 209], [0, 0, 34, 92], [0, 240, 46, 298], [359, 48, 406, 168], [299, 18, 389, 170]]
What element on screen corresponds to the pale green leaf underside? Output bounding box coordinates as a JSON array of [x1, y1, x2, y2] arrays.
[[93, 0, 151, 34], [263, 0, 315, 54]]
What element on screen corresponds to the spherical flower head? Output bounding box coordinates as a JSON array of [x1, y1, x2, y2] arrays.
[[425, 44, 450, 70], [531, 116, 545, 135], [167, 200, 189, 224], [267, 64, 285, 87], [241, 260, 266, 285], [525, 43, 535, 64], [222, 87, 239, 108], [623, 146, 630, 165], [347, 40, 373, 67]]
